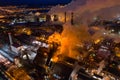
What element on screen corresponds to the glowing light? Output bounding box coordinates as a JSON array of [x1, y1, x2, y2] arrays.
[[15, 28, 31, 35], [51, 57, 59, 62], [94, 39, 101, 44], [47, 32, 61, 44], [32, 40, 49, 48]]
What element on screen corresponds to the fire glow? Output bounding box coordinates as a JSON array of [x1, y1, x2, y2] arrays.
[[48, 23, 91, 61]]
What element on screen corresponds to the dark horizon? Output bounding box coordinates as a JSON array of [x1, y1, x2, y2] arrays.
[[0, 0, 72, 6]]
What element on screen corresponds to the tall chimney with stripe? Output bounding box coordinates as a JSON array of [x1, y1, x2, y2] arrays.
[[8, 33, 13, 45]]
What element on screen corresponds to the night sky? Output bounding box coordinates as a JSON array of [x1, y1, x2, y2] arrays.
[[0, 0, 72, 6]]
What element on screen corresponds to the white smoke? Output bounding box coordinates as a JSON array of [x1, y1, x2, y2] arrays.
[[49, 0, 120, 25], [48, 0, 120, 59]]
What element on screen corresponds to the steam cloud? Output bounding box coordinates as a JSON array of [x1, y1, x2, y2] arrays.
[[48, 0, 120, 59]]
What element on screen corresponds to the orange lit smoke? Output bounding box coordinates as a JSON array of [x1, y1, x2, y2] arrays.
[[48, 23, 91, 60]]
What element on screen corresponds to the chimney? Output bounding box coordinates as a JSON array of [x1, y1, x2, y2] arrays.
[[71, 12, 74, 25], [8, 33, 13, 45], [64, 12, 66, 23]]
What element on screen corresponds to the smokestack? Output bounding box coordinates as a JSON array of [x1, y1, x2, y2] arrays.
[[71, 12, 74, 25], [8, 33, 13, 45], [64, 12, 67, 23]]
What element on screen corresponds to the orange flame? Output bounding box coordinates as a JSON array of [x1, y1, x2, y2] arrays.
[[48, 23, 92, 62]]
